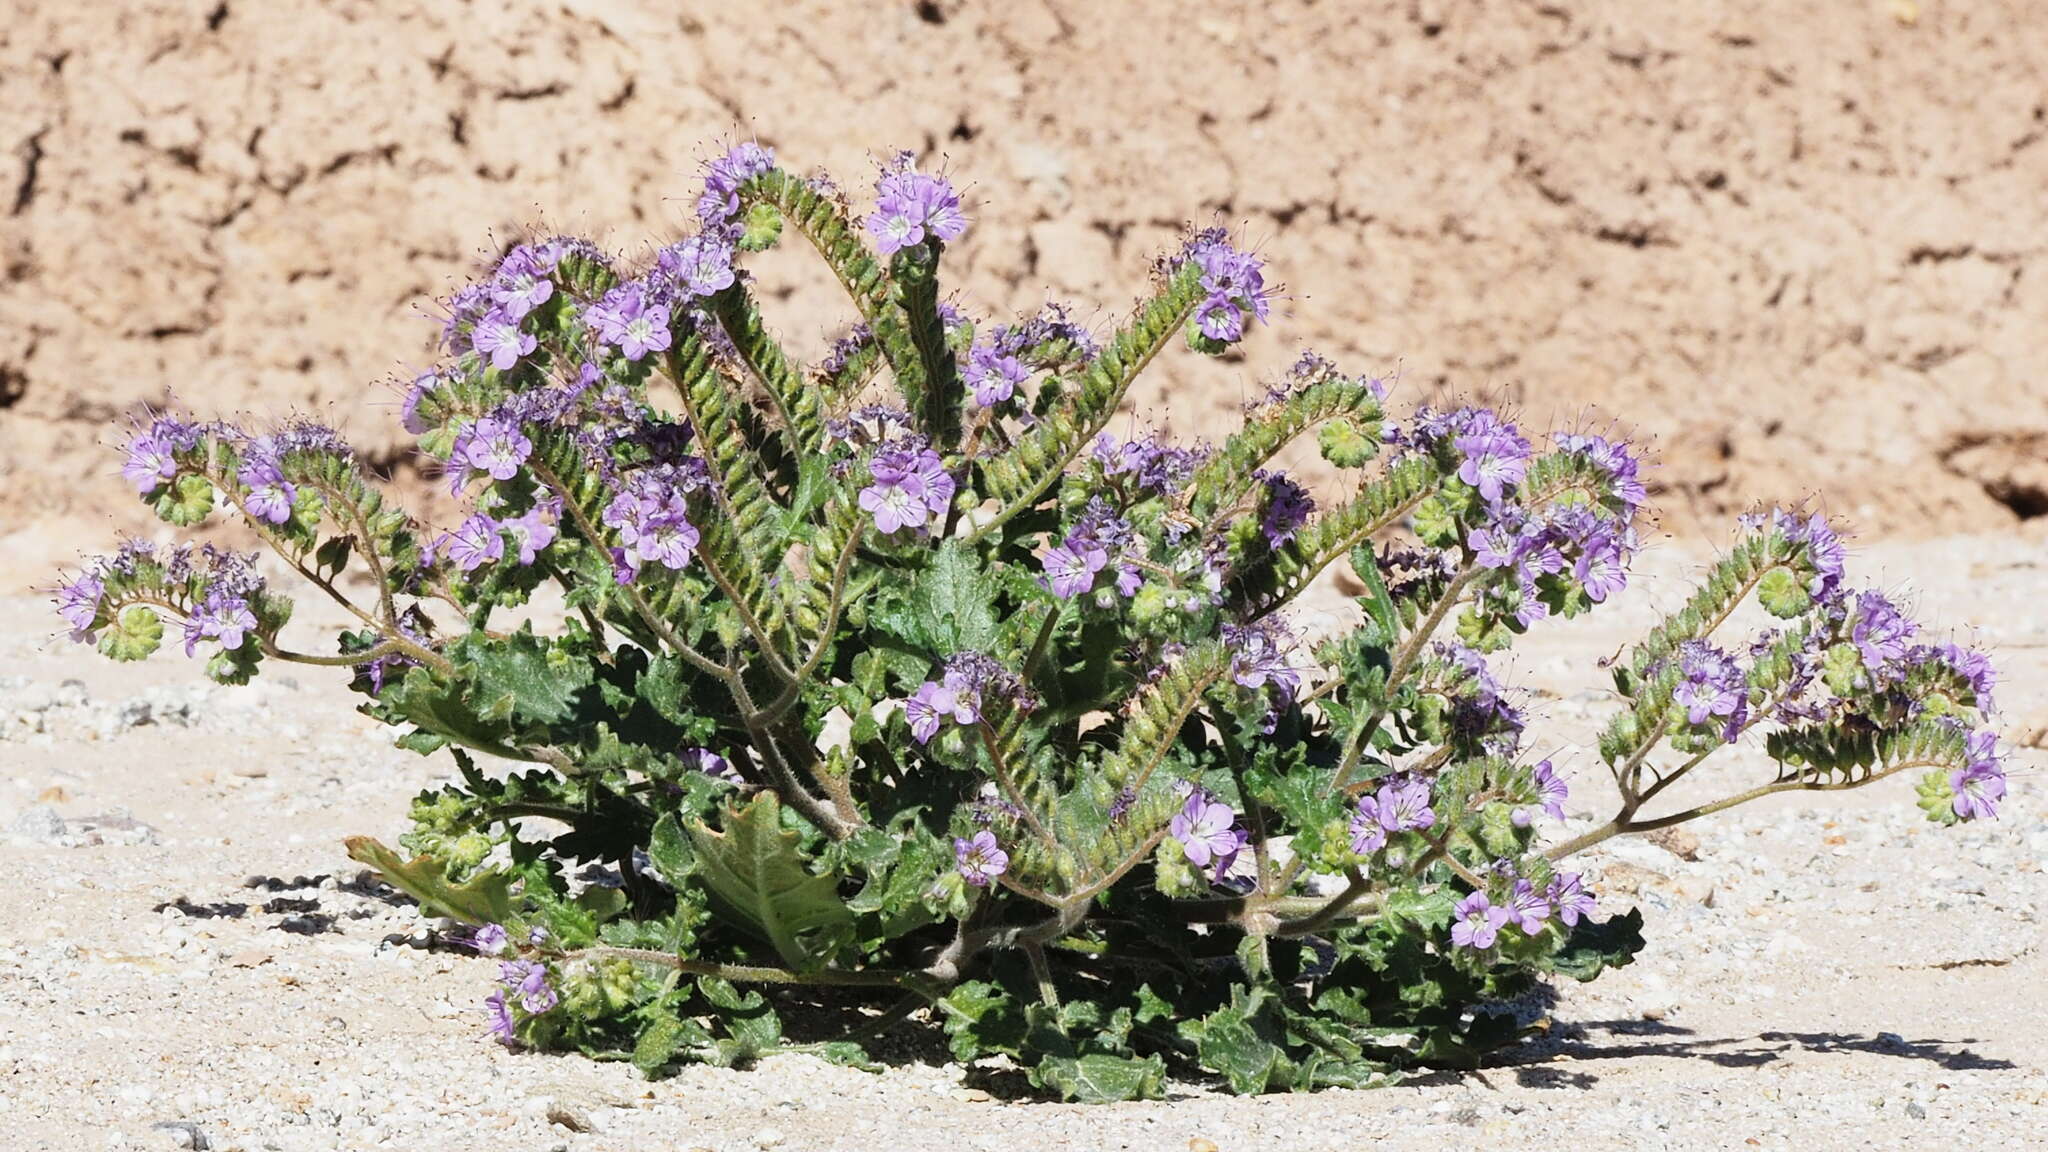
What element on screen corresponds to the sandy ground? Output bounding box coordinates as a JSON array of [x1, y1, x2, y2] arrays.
[[4, 0, 2048, 540], [1, 534, 2042, 1151]]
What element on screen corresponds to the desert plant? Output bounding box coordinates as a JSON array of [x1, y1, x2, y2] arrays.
[[54, 143, 2008, 1100]]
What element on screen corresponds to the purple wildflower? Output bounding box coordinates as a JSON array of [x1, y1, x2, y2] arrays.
[[859, 443, 953, 535], [502, 498, 561, 566], [1573, 531, 1630, 602], [453, 417, 533, 485], [471, 308, 537, 371], [964, 344, 1029, 408], [500, 959, 558, 1014], [602, 464, 705, 578], [697, 141, 775, 225], [904, 676, 980, 744], [441, 514, 506, 573], [1547, 872, 1595, 927], [1374, 775, 1436, 833], [654, 233, 737, 299], [55, 573, 104, 642], [1513, 760, 1569, 827], [1257, 471, 1315, 548], [238, 450, 297, 525], [681, 747, 745, 785], [1450, 892, 1512, 949], [1194, 293, 1245, 342], [1349, 793, 1388, 855], [1673, 640, 1745, 729], [1453, 412, 1533, 505], [866, 153, 969, 255], [490, 246, 556, 320], [1223, 619, 1302, 701], [1851, 590, 1917, 672], [1504, 879, 1551, 935], [182, 591, 257, 656], [122, 417, 199, 495], [468, 923, 510, 955], [1042, 542, 1107, 599], [588, 282, 672, 362], [954, 830, 1009, 887], [485, 989, 516, 1043], [1951, 730, 2006, 821], [1171, 792, 1245, 870]]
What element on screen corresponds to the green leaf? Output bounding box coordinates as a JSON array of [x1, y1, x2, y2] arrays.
[[462, 630, 595, 726], [1548, 908, 1646, 981], [98, 605, 164, 662], [1756, 566, 1810, 618], [1029, 1052, 1167, 1103], [686, 794, 855, 971], [153, 473, 215, 526], [939, 980, 1027, 1062], [648, 813, 696, 887], [343, 835, 515, 925], [698, 976, 783, 1056], [873, 541, 1000, 655], [1193, 999, 1288, 1094], [632, 1010, 705, 1077]]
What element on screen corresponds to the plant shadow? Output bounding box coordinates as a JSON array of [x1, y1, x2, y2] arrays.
[[1485, 1016, 2017, 1089]]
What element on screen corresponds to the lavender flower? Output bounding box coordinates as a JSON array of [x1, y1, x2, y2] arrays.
[[904, 675, 980, 744], [1950, 730, 2006, 821], [859, 443, 953, 535], [471, 308, 537, 371], [696, 141, 775, 225], [1257, 471, 1314, 548], [237, 450, 297, 525], [587, 282, 672, 362], [1042, 542, 1108, 599], [866, 153, 968, 255], [1512, 760, 1568, 827], [1673, 640, 1745, 729], [1453, 411, 1532, 505], [1170, 791, 1244, 869], [468, 923, 510, 955], [1851, 590, 1917, 673], [500, 959, 558, 1014], [490, 246, 556, 320], [182, 590, 257, 656], [1504, 879, 1551, 935], [681, 747, 746, 785], [55, 573, 104, 642], [1450, 892, 1511, 949], [603, 464, 705, 579], [452, 417, 534, 485], [1374, 775, 1436, 833], [485, 989, 516, 1043], [1175, 230, 1273, 345], [1547, 872, 1595, 926], [442, 514, 506, 573], [1223, 619, 1302, 701], [122, 417, 199, 495], [1349, 793, 1388, 855], [964, 344, 1029, 408], [502, 498, 562, 566], [954, 830, 1009, 887]]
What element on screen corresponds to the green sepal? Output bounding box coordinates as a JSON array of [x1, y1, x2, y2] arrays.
[[98, 604, 165, 662]]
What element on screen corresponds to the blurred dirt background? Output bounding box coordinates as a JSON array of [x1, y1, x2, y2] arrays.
[[2, 0, 2046, 561]]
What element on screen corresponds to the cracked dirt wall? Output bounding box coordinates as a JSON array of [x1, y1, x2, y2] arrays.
[[2, 0, 2045, 548]]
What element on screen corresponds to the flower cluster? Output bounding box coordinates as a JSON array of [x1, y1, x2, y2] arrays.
[[866, 152, 968, 256], [1174, 228, 1274, 346], [1042, 498, 1142, 600], [602, 463, 708, 580], [859, 439, 955, 535]]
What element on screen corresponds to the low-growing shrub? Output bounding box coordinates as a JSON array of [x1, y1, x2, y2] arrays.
[[55, 144, 2008, 1099]]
